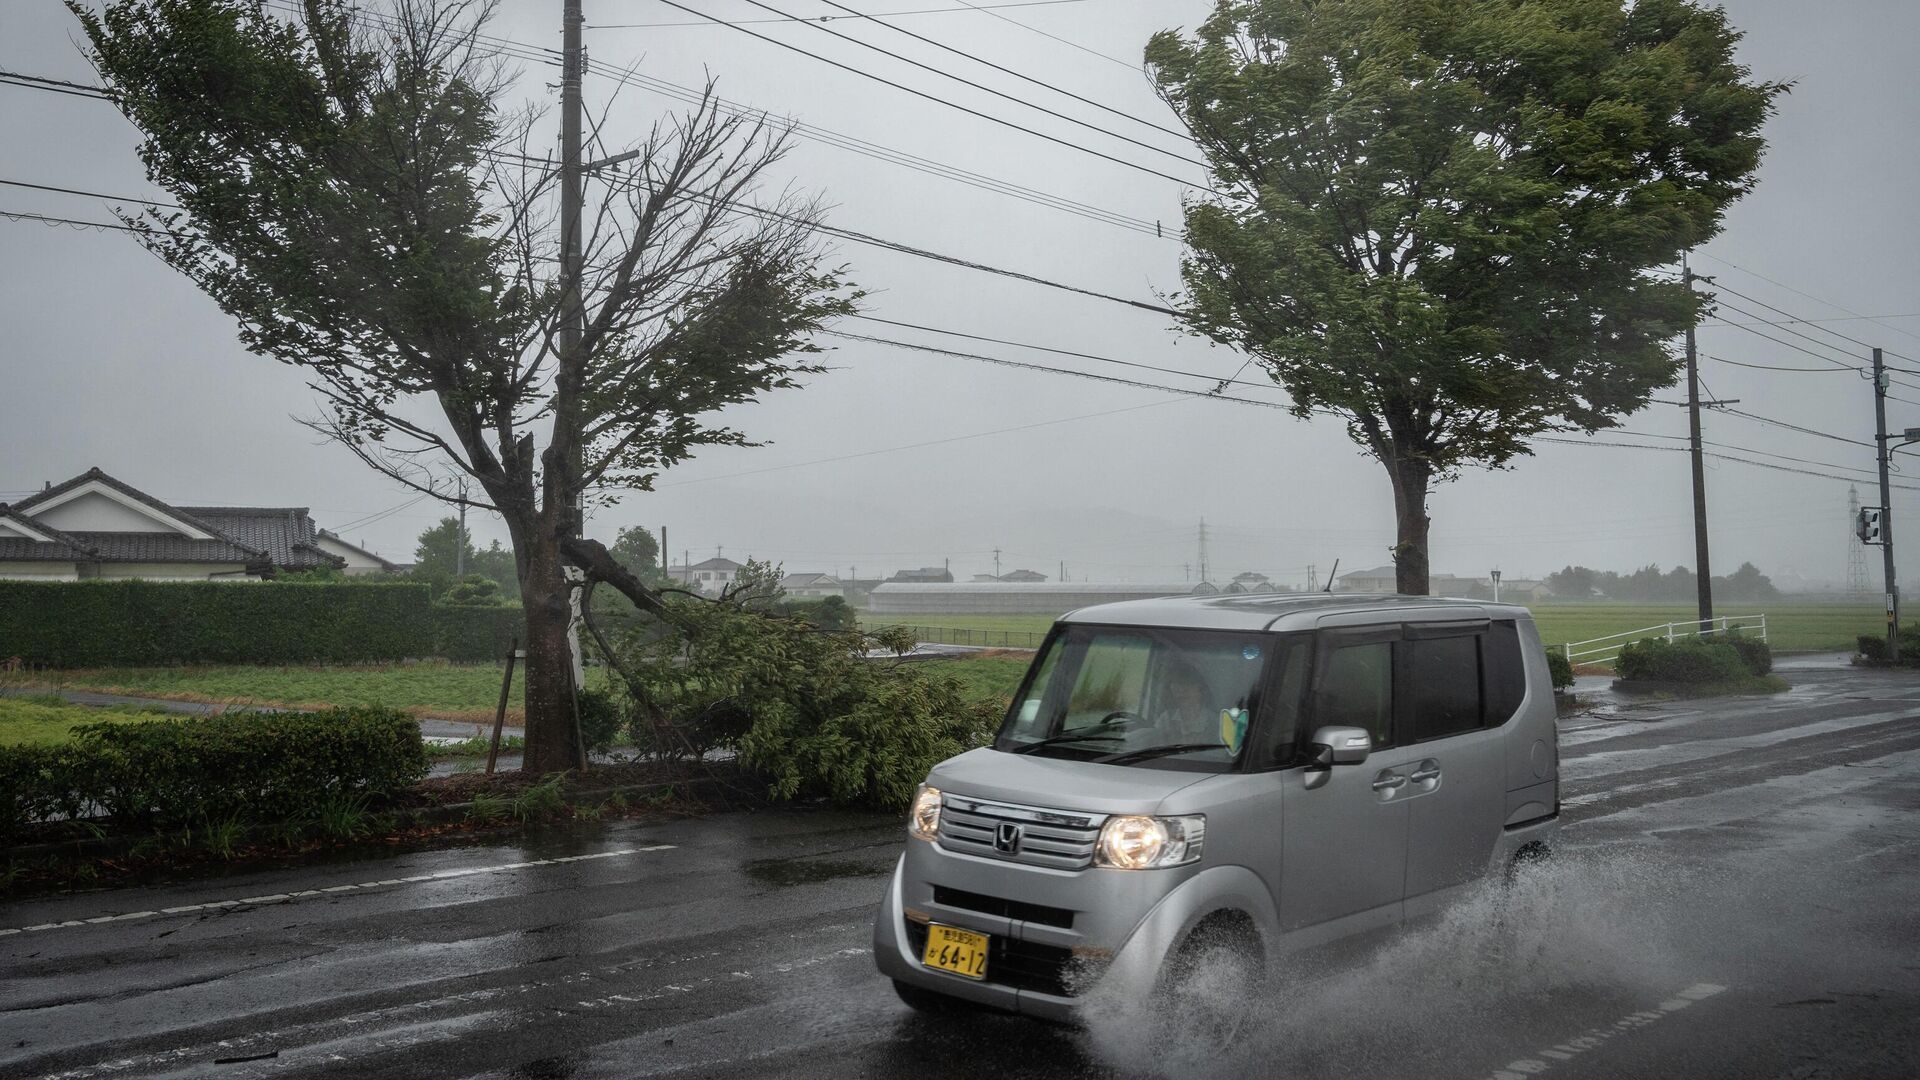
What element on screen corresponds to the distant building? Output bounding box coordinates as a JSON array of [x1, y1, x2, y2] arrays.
[[867, 581, 1219, 615], [1335, 563, 1551, 602], [971, 569, 1048, 583], [668, 556, 743, 595], [779, 572, 843, 598], [0, 467, 397, 581], [887, 566, 954, 584]]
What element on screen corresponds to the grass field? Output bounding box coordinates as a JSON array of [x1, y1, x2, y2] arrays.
[[0, 663, 533, 723], [0, 695, 175, 747], [864, 602, 1885, 653]]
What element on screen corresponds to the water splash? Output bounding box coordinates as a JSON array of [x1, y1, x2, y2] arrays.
[[1078, 848, 1704, 1079]]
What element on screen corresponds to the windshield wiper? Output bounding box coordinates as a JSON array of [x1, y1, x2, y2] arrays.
[[1007, 731, 1125, 755], [1092, 743, 1224, 766]]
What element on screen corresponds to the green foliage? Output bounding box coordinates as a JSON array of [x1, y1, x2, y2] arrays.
[[1857, 633, 1889, 661], [0, 579, 521, 666], [1545, 562, 1778, 601], [307, 791, 373, 841], [440, 575, 508, 607], [1723, 633, 1772, 676], [1544, 649, 1575, 691], [1855, 624, 1920, 665], [1147, 0, 1783, 591], [511, 773, 567, 822], [466, 791, 508, 824], [0, 708, 427, 841], [575, 688, 623, 755], [1616, 637, 1748, 683], [411, 519, 519, 602], [619, 603, 1001, 810], [610, 526, 663, 581], [770, 595, 856, 631]]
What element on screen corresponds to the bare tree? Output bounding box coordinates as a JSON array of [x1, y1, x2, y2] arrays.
[[76, 0, 859, 770]]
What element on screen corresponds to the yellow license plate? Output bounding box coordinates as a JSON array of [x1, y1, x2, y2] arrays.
[[922, 924, 990, 980]]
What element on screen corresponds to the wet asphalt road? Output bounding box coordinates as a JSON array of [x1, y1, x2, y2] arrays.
[[4, 657, 1919, 1080]]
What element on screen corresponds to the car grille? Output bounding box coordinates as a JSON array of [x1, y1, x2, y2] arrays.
[[934, 884, 1075, 929], [936, 795, 1105, 871], [906, 919, 1085, 997]]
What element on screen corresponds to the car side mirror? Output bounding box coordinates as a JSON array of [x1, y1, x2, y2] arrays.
[[1307, 726, 1372, 767]]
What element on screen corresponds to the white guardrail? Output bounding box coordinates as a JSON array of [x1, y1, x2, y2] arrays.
[[1560, 613, 1768, 668]]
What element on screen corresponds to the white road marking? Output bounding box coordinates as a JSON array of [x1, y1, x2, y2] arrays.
[[0, 846, 674, 938], [34, 939, 873, 1080], [1482, 983, 1727, 1079]]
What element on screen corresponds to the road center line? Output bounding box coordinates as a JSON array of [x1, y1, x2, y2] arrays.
[[0, 846, 675, 938]]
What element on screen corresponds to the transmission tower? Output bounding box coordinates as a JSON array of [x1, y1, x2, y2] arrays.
[[1847, 485, 1870, 597]]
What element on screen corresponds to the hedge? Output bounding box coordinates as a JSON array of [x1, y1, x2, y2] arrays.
[[1616, 637, 1749, 683], [432, 603, 524, 662], [2, 707, 428, 841], [0, 580, 522, 666]]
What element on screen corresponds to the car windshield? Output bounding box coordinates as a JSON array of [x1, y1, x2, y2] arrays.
[[995, 624, 1275, 772]]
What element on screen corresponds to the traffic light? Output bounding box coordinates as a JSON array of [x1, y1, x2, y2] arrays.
[[1858, 506, 1885, 545]]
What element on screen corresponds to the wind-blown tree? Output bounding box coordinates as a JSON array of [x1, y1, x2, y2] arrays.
[[76, 0, 857, 770], [1147, 0, 1782, 593]]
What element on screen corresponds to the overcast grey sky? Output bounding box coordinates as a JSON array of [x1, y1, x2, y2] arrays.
[[4, 0, 1918, 591]]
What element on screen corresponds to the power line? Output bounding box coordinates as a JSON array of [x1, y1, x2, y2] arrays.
[[729, 0, 1200, 167], [582, 65, 1163, 236], [810, 0, 1189, 140], [1703, 298, 1864, 370], [1694, 250, 1920, 349], [654, 395, 1184, 488], [845, 313, 1274, 389], [653, 0, 1205, 189], [1715, 407, 1878, 449], [1706, 353, 1850, 374], [592, 0, 1093, 29], [1709, 280, 1890, 358], [0, 208, 141, 234], [949, 0, 1140, 71], [1534, 436, 1920, 493], [825, 329, 1314, 412], [0, 177, 180, 209]]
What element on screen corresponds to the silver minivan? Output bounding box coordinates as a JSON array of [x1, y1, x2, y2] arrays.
[[873, 593, 1560, 1019]]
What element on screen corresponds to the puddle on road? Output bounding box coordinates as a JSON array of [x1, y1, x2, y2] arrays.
[[744, 855, 893, 888], [1079, 849, 1704, 1080]]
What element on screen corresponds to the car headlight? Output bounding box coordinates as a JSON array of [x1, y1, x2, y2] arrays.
[[908, 785, 943, 841], [1095, 814, 1205, 869]]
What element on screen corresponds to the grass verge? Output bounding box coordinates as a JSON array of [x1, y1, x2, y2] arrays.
[[0, 695, 176, 747]]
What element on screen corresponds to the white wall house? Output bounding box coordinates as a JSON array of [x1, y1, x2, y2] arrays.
[[0, 468, 397, 582]]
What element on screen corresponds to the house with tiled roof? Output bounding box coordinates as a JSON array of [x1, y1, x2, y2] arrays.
[[0, 468, 396, 581]]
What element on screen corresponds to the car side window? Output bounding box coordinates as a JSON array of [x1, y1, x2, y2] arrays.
[[1484, 620, 1527, 725], [1407, 634, 1483, 742], [1317, 641, 1394, 748]]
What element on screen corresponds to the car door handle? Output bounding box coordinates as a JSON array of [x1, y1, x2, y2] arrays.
[[1409, 768, 1441, 783], [1371, 774, 1406, 791]]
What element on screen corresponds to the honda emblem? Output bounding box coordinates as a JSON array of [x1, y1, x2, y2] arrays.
[[994, 821, 1022, 854]]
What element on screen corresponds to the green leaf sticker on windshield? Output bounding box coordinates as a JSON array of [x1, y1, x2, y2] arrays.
[[1219, 707, 1247, 754]]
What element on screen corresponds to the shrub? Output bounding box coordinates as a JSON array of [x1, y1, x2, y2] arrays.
[[1615, 637, 1749, 684], [1544, 648, 1574, 691], [575, 688, 623, 754], [1858, 633, 1890, 661], [1722, 633, 1772, 676], [430, 603, 524, 662], [1, 708, 427, 841], [618, 605, 999, 810]]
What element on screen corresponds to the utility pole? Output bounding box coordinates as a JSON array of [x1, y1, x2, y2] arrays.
[[455, 477, 469, 578], [993, 548, 1002, 579], [1684, 259, 1715, 633], [1873, 347, 1900, 659], [559, 0, 587, 695], [1197, 518, 1210, 585]]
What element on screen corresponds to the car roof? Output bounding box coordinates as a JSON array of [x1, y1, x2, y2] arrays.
[[1055, 592, 1532, 633]]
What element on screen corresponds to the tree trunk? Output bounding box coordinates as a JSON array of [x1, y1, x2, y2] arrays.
[[518, 537, 580, 774], [1387, 455, 1432, 596]]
